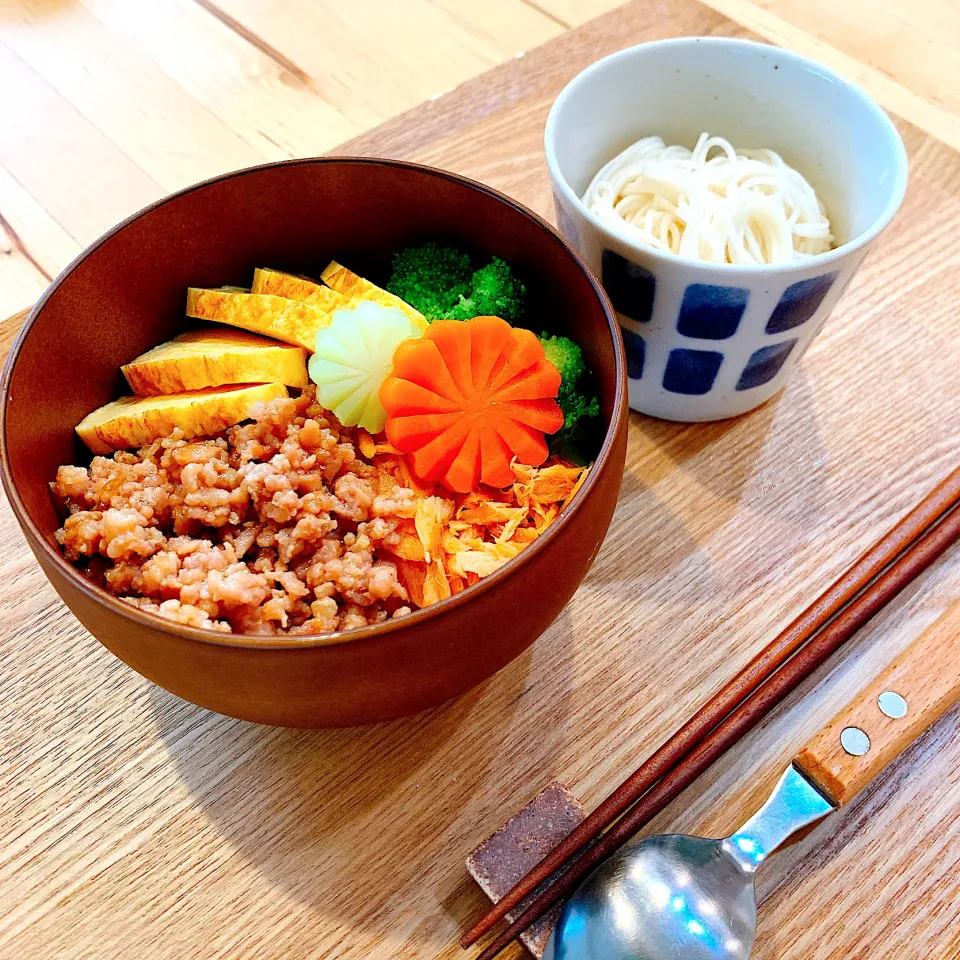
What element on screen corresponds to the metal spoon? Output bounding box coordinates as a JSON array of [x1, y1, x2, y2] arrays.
[[547, 599, 960, 960], [546, 764, 832, 960]]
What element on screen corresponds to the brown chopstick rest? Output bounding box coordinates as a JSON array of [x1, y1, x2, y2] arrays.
[[466, 783, 587, 958]]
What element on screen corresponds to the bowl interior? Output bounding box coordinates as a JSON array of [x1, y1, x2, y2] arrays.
[[547, 38, 907, 249], [2, 159, 621, 625]]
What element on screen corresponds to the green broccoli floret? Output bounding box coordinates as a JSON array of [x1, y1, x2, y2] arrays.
[[386, 243, 472, 320], [447, 256, 527, 322], [540, 333, 587, 387], [539, 333, 600, 446]]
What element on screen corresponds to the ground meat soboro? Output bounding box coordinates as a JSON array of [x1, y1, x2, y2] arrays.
[[52, 387, 415, 635]]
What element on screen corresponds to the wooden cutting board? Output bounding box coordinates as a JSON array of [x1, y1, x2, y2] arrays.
[[1, 1, 958, 958]]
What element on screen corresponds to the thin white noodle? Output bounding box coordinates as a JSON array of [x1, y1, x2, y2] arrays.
[[582, 133, 834, 265]]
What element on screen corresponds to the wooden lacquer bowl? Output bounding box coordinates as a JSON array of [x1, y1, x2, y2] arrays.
[[0, 158, 627, 727]]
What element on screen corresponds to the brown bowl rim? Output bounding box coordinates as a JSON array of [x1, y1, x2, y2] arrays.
[[0, 156, 626, 651]]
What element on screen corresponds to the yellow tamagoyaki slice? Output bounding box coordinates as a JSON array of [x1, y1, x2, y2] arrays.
[[186, 287, 343, 351], [76, 383, 288, 454], [320, 260, 427, 332], [251, 267, 333, 303], [121, 328, 308, 396]]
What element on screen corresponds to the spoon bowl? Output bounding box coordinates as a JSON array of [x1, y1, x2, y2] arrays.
[[547, 765, 835, 960], [550, 835, 756, 960]]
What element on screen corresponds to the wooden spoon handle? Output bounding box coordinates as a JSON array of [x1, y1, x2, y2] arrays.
[[794, 599, 960, 806]]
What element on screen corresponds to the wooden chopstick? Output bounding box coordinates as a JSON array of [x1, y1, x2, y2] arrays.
[[463, 465, 960, 957], [474, 499, 960, 960], [474, 498, 960, 959]]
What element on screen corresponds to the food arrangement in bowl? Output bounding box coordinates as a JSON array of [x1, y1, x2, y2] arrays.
[[52, 244, 600, 638], [0, 158, 626, 726]]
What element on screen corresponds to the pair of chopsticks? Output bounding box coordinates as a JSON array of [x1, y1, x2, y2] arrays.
[[462, 464, 960, 960]]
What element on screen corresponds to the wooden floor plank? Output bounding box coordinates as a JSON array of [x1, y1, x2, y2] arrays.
[[533, 0, 623, 27], [79, 0, 363, 159], [866, 0, 960, 49], [1, 0, 269, 192], [0, 164, 81, 279], [746, 0, 960, 117], [0, 225, 49, 321], [0, 165, 81, 316], [696, 0, 960, 151], [0, 0, 566, 293], [0, 40, 163, 249], [212, 0, 564, 126]]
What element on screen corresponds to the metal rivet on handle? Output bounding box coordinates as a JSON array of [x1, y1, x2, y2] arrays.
[[878, 691, 908, 719], [840, 727, 871, 756]]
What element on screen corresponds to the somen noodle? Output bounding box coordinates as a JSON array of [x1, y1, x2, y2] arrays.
[[582, 133, 833, 265]]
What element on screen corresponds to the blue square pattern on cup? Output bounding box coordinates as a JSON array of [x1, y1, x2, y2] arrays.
[[677, 283, 749, 339], [620, 327, 645, 379], [601, 250, 656, 323], [736, 339, 799, 391], [766, 273, 838, 334], [663, 348, 724, 395]]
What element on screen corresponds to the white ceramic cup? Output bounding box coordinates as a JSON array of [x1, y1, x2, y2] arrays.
[[545, 37, 908, 421]]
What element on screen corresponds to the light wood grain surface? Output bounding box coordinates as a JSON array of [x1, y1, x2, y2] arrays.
[[1, 0, 959, 321], [1, 1, 959, 959]]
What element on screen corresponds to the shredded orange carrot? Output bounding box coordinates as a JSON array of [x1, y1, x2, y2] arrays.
[[357, 428, 402, 460], [379, 316, 564, 493], [372, 451, 590, 609]]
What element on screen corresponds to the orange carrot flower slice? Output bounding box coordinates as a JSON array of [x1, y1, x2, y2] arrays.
[[380, 316, 563, 492]]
